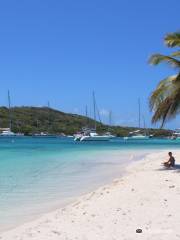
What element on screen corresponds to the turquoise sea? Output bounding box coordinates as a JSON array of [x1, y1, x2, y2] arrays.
[[0, 136, 179, 231]]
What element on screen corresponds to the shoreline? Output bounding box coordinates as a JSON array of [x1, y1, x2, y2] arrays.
[[0, 149, 150, 233], [1, 150, 180, 239]]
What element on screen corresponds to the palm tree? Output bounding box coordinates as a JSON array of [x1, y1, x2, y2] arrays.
[[149, 32, 180, 127]]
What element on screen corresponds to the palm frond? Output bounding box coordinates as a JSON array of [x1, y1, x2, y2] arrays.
[[151, 93, 180, 128], [149, 75, 176, 109], [165, 32, 180, 47], [150, 74, 180, 127], [151, 97, 173, 127], [171, 50, 180, 58], [149, 54, 180, 68], [173, 72, 180, 83], [149, 31, 180, 127]]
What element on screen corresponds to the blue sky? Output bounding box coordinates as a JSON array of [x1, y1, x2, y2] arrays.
[[0, 0, 179, 129]]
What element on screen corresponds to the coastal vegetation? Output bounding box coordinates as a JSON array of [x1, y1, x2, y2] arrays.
[[0, 106, 171, 137], [149, 31, 180, 127]]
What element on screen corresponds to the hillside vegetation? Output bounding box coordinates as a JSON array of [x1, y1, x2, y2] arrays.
[[0, 106, 172, 137]]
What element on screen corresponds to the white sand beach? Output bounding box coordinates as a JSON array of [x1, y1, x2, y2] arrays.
[[1, 150, 180, 240]]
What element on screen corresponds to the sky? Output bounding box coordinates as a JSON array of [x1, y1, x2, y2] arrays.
[[0, 0, 179, 129]]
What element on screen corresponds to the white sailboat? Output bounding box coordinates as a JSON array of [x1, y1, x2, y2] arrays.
[[171, 129, 180, 140], [124, 130, 149, 140], [0, 128, 15, 136], [124, 99, 150, 140], [74, 92, 111, 141], [0, 91, 16, 137], [105, 110, 116, 138], [79, 128, 111, 141]]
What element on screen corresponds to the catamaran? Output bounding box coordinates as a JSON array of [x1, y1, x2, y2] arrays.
[[171, 129, 180, 140], [124, 129, 150, 140], [74, 128, 111, 141], [74, 93, 111, 141], [0, 128, 15, 136], [124, 99, 150, 140]]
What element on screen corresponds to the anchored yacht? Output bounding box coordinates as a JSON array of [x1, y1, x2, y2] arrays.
[[0, 128, 15, 136], [171, 129, 180, 140], [74, 128, 111, 141], [124, 99, 150, 140], [124, 130, 150, 140], [74, 92, 112, 142]]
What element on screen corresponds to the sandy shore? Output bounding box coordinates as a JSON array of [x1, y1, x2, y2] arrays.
[[1, 150, 180, 240]]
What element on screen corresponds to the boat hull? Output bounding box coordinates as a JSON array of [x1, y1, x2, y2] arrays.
[[80, 136, 111, 141], [124, 136, 150, 140]]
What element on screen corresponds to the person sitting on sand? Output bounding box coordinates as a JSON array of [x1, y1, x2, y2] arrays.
[[163, 152, 175, 168]]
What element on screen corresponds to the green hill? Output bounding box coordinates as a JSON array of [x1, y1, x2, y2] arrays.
[[0, 106, 172, 137], [0, 106, 96, 135]]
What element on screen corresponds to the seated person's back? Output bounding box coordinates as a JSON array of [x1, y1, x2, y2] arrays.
[[163, 152, 175, 168], [170, 154, 175, 167]]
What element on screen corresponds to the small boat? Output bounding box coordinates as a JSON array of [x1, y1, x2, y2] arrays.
[[124, 99, 150, 140], [171, 129, 180, 140], [105, 111, 116, 138], [75, 128, 111, 141], [124, 130, 150, 140], [32, 132, 57, 138], [0, 128, 24, 137], [0, 128, 15, 136], [104, 131, 116, 138], [80, 133, 111, 141], [74, 92, 111, 142], [0, 92, 25, 137], [74, 132, 83, 141]]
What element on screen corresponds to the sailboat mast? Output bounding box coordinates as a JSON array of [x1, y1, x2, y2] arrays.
[[93, 91, 96, 130], [47, 101, 50, 131], [85, 105, 89, 126], [143, 116, 145, 129], [85, 105, 88, 118], [8, 90, 12, 130], [109, 110, 112, 126], [138, 98, 141, 128], [143, 115, 146, 135]]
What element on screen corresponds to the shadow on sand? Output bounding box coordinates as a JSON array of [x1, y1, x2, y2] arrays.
[[156, 164, 180, 172]]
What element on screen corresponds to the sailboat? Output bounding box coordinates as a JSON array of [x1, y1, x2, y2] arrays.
[[124, 99, 150, 140], [104, 110, 116, 138], [171, 129, 180, 140], [74, 92, 111, 141], [124, 130, 149, 140], [0, 91, 16, 136], [32, 102, 57, 138]]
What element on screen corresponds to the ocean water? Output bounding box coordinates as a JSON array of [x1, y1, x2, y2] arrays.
[[0, 136, 179, 231]]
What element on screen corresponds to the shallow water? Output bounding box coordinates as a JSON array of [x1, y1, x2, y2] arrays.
[[0, 136, 179, 231]]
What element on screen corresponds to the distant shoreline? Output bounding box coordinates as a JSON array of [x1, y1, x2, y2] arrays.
[[0, 106, 173, 137]]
